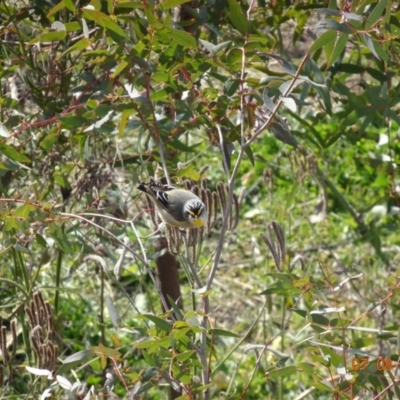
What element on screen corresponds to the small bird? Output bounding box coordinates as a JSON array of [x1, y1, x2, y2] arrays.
[[138, 180, 207, 229]]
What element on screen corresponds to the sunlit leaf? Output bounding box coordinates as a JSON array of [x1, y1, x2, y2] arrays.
[[0, 144, 31, 163], [309, 30, 337, 54], [159, 0, 190, 10], [327, 33, 348, 68], [137, 314, 172, 332], [56, 38, 90, 60], [210, 329, 239, 338], [167, 28, 197, 48], [227, 0, 252, 35], [174, 350, 196, 362], [314, 19, 353, 34], [81, 9, 125, 37], [29, 30, 67, 44], [363, 33, 388, 61], [40, 132, 59, 152], [265, 366, 298, 379], [365, 0, 388, 29]]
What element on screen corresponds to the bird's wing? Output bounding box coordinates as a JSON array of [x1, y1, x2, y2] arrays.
[[152, 188, 171, 210], [138, 181, 175, 210]]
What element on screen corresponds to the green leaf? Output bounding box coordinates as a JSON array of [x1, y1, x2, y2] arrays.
[[4, 217, 19, 232], [227, 0, 252, 35], [316, 8, 342, 17], [314, 19, 353, 35], [327, 33, 348, 68], [199, 39, 231, 56], [324, 35, 335, 65], [40, 132, 59, 152], [63, 349, 93, 364], [144, 6, 160, 26], [91, 344, 121, 359], [312, 381, 333, 392], [115, 2, 144, 12], [227, 47, 242, 68], [167, 28, 197, 48], [57, 38, 91, 60], [53, 174, 70, 189], [174, 350, 196, 362], [320, 346, 343, 367], [64, 22, 81, 32], [58, 115, 88, 129], [14, 203, 36, 217], [36, 233, 48, 248], [159, 0, 191, 10], [63, 0, 75, 11], [363, 33, 388, 61], [309, 30, 337, 54], [0, 143, 31, 163], [49, 224, 73, 254], [265, 366, 298, 379], [29, 30, 67, 44], [81, 9, 125, 37], [298, 362, 315, 374], [111, 60, 129, 78], [223, 79, 240, 96], [365, 0, 387, 29], [118, 109, 134, 138], [150, 88, 171, 101], [259, 280, 301, 296], [134, 339, 158, 349], [137, 314, 172, 332], [245, 144, 254, 165], [47, 1, 67, 17], [210, 329, 239, 338], [177, 165, 201, 181]]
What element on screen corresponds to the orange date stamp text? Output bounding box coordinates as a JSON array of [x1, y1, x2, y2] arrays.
[[352, 357, 393, 371]]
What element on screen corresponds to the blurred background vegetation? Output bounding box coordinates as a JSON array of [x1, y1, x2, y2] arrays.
[[1, 0, 400, 399]]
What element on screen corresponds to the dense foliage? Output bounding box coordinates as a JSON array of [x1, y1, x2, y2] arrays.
[[1, 0, 400, 399]]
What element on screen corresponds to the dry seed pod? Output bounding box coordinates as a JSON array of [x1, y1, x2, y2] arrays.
[[166, 226, 180, 255], [230, 192, 240, 230], [47, 329, 54, 343], [11, 320, 17, 357], [216, 183, 226, 212], [200, 188, 207, 208], [206, 189, 213, 231], [30, 332, 42, 360], [211, 192, 218, 228], [271, 221, 285, 262], [35, 291, 46, 312], [223, 184, 235, 230], [199, 165, 209, 176], [261, 232, 281, 271], [1, 326, 9, 365], [238, 187, 245, 207], [261, 221, 286, 271], [290, 255, 305, 271], [25, 307, 35, 328], [192, 185, 200, 197]]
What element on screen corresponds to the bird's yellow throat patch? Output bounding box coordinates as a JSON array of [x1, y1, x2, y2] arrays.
[[193, 219, 204, 228]]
